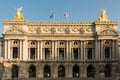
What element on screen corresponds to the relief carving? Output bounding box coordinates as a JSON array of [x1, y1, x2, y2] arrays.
[[36, 27, 41, 34], [71, 27, 79, 32], [57, 27, 65, 32], [51, 27, 56, 34], [65, 27, 70, 34], [100, 29, 117, 35], [29, 26, 35, 32], [5, 29, 24, 34], [79, 28, 85, 34], [43, 27, 50, 32], [86, 27, 92, 32]]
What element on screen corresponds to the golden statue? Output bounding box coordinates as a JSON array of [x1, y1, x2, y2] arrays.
[[14, 7, 24, 20], [98, 8, 109, 21]]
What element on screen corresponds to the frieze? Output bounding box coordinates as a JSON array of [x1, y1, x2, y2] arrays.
[[43, 27, 51, 32], [71, 27, 79, 32], [57, 27, 65, 32], [29, 26, 35, 32]]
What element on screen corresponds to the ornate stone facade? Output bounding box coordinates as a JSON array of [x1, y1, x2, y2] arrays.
[[0, 8, 120, 80]]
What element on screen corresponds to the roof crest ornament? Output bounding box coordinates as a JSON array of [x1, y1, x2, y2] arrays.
[[13, 6, 24, 20], [98, 8, 109, 21]]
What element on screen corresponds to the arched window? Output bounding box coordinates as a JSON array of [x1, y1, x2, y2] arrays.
[[73, 65, 80, 77], [12, 65, 19, 79], [87, 65, 95, 77], [29, 65, 36, 78], [44, 65, 51, 78], [58, 65, 65, 77], [104, 64, 111, 77]]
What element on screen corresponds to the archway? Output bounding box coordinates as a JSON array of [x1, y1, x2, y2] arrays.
[[73, 65, 80, 77], [44, 65, 51, 77], [104, 64, 111, 77], [29, 65, 36, 78], [12, 65, 19, 79], [87, 65, 95, 77], [58, 65, 65, 77]]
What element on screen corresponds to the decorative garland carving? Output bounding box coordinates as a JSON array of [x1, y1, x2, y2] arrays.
[[51, 27, 56, 34]]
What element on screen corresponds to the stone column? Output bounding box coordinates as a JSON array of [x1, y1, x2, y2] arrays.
[[115, 40, 118, 59], [23, 39, 28, 60], [97, 40, 100, 60], [81, 41, 83, 60], [40, 41, 43, 60], [95, 40, 98, 60], [66, 41, 69, 60], [8, 40, 10, 60], [54, 41, 57, 60], [100, 40, 104, 60], [20, 40, 23, 60], [83, 41, 86, 60], [4, 40, 8, 60], [52, 41, 55, 60], [69, 41, 71, 60], [37, 41, 40, 60]]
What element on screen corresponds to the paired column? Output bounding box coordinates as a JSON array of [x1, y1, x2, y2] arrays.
[[7, 40, 10, 59], [20, 40, 23, 60], [54, 41, 57, 60], [66, 41, 69, 60], [4, 40, 8, 60], [37, 41, 40, 60], [40, 41, 43, 60], [52, 41, 55, 60]]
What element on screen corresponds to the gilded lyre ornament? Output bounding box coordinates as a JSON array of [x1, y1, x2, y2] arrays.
[[14, 7, 24, 20], [98, 8, 109, 21]]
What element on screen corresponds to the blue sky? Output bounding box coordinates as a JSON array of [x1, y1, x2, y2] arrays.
[[0, 0, 120, 36]]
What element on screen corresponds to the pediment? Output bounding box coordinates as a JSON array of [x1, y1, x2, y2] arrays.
[[4, 29, 25, 34], [98, 29, 119, 35]]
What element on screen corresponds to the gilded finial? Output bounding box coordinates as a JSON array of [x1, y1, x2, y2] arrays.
[[98, 8, 109, 21], [13, 7, 24, 20]]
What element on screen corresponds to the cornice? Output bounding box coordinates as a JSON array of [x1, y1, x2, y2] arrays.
[[3, 20, 28, 25], [95, 21, 119, 25]]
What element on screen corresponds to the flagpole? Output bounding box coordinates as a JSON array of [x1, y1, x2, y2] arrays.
[[64, 12, 69, 22]]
